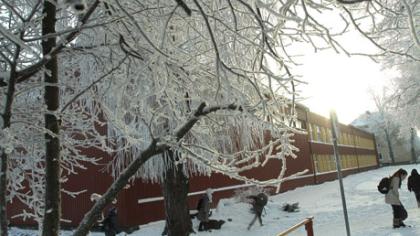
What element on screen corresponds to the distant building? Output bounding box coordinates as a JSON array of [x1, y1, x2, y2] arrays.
[[8, 105, 379, 229], [351, 111, 417, 165]]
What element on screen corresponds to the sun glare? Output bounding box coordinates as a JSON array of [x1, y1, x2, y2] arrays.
[[299, 51, 396, 124]]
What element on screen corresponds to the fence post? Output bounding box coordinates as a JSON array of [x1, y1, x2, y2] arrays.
[[305, 217, 314, 236]]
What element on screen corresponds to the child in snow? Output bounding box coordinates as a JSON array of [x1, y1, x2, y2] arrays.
[[197, 188, 213, 231], [247, 192, 268, 230], [386, 168, 408, 228], [407, 169, 420, 207], [102, 207, 121, 236]]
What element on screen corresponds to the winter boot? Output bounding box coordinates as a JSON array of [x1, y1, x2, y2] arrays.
[[198, 222, 204, 232], [399, 221, 407, 227], [393, 218, 401, 228]]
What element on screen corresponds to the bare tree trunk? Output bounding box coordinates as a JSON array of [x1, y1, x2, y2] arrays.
[[0, 32, 21, 236], [0, 3, 98, 235], [41, 1, 61, 235], [0, 79, 15, 236], [0, 152, 8, 236], [384, 128, 395, 164], [162, 152, 193, 236], [411, 128, 417, 164]]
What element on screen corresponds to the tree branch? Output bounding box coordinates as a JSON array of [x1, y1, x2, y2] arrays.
[[60, 55, 128, 113], [401, 0, 420, 50], [174, 103, 242, 141], [73, 101, 244, 234], [8, 0, 101, 85], [72, 139, 160, 236], [174, 0, 192, 16], [336, 0, 371, 4], [343, 7, 420, 61]]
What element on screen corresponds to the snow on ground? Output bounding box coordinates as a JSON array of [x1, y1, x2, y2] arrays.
[[11, 164, 420, 236]]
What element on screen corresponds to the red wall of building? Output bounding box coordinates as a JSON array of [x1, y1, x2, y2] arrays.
[[7, 108, 379, 229]]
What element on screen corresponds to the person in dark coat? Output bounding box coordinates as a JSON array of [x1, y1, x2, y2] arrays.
[[386, 168, 408, 228], [407, 169, 420, 207], [102, 207, 120, 236], [247, 192, 268, 230], [197, 188, 213, 231]]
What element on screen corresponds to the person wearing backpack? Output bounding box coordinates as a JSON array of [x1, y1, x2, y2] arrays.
[[102, 207, 121, 236], [407, 169, 420, 207], [386, 168, 408, 228], [247, 192, 268, 230]]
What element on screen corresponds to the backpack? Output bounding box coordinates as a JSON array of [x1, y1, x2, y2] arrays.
[[378, 177, 391, 194], [196, 197, 204, 211], [195, 196, 212, 218], [255, 193, 268, 207]]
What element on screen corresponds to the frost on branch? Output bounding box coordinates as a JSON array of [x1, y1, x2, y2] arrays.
[[1, 1, 376, 228], [1, 29, 107, 229], [341, 0, 420, 131], [68, 0, 357, 187], [0, 128, 15, 155]]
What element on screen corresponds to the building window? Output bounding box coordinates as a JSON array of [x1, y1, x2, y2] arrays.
[[309, 123, 315, 141], [299, 119, 307, 129], [293, 119, 303, 129], [316, 126, 321, 142], [326, 128, 332, 143]]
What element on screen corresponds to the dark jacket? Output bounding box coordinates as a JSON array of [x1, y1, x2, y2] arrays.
[[197, 194, 210, 222], [408, 169, 420, 192], [102, 208, 120, 236], [248, 193, 268, 214]]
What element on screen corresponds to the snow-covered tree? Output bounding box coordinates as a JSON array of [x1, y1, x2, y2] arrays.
[[2, 0, 310, 234], [387, 62, 419, 135], [0, 1, 103, 235], [341, 0, 419, 132], [71, 0, 385, 235], [372, 90, 398, 164], [353, 88, 419, 164], [4, 0, 415, 235], [352, 110, 416, 164]]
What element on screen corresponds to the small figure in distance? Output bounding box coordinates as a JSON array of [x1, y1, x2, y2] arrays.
[[407, 169, 420, 207], [102, 207, 121, 236], [247, 192, 268, 230], [385, 168, 408, 228], [197, 188, 213, 232]]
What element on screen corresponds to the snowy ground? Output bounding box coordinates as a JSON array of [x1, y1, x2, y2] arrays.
[[11, 164, 420, 236]]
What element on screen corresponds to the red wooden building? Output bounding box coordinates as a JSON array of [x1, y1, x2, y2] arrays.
[[8, 105, 379, 228]]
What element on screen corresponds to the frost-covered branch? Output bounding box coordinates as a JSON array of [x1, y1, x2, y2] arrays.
[[174, 0, 192, 16], [0, 0, 101, 86], [337, 0, 371, 4], [174, 103, 242, 141], [74, 101, 248, 234], [5, 0, 415, 233], [401, 0, 420, 50], [0, 25, 23, 235], [342, 0, 420, 131]]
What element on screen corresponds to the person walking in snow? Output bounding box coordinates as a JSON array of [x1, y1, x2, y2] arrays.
[[386, 168, 408, 228], [407, 169, 420, 207], [247, 192, 268, 230], [197, 188, 213, 231], [102, 207, 120, 236]]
